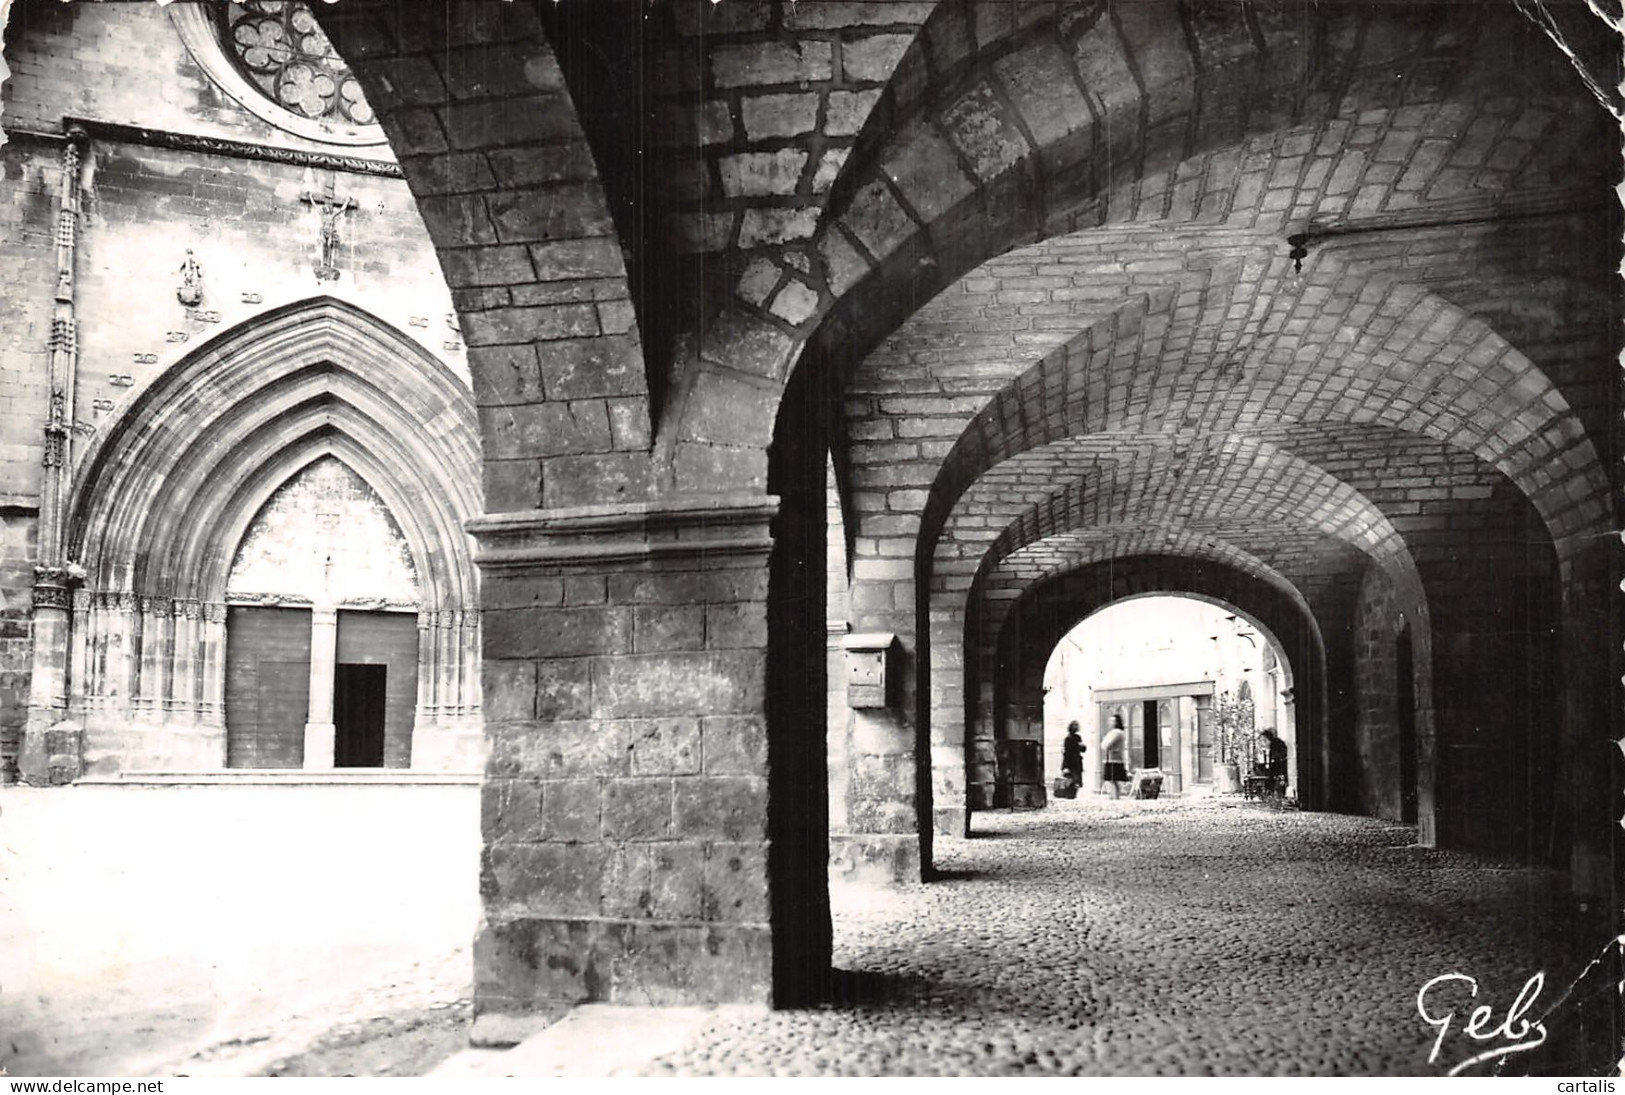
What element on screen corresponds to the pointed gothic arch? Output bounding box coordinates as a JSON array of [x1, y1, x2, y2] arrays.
[[61, 297, 483, 773]]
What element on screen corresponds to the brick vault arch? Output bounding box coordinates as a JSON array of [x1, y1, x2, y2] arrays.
[[933, 437, 1434, 827], [993, 554, 1333, 813], [699, 0, 1604, 485], [60, 297, 482, 774], [907, 261, 1579, 851], [1006, 585, 1310, 805], [787, 0, 1611, 893], [918, 256, 1611, 570]]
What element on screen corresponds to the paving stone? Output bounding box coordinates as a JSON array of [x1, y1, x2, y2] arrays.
[[641, 801, 1593, 1076]]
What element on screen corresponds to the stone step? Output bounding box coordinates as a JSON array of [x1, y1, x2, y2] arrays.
[[76, 769, 481, 787]]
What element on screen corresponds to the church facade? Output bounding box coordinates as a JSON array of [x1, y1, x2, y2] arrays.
[[2, 0, 1619, 1031], [1, 0, 483, 778]]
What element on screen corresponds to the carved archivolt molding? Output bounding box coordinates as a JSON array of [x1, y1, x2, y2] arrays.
[[68, 297, 480, 611]]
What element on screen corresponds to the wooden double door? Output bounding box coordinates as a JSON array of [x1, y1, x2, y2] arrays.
[[225, 606, 417, 768]]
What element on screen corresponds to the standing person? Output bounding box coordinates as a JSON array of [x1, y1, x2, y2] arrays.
[[1061, 721, 1086, 789], [1100, 715, 1129, 799], [1261, 727, 1289, 794]]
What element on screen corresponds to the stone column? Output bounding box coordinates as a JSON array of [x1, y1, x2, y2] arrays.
[[136, 597, 168, 718], [199, 602, 227, 724], [20, 130, 87, 785], [171, 601, 199, 719], [825, 621, 849, 833], [109, 593, 137, 710], [465, 492, 829, 1039], [304, 606, 338, 769], [410, 607, 485, 772], [415, 611, 436, 721], [962, 606, 1000, 821], [461, 613, 482, 712], [67, 588, 91, 719], [837, 578, 922, 885], [439, 610, 460, 716], [20, 569, 78, 784]]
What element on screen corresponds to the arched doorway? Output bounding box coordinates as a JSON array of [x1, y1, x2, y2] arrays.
[[222, 456, 422, 769], [58, 298, 483, 774]]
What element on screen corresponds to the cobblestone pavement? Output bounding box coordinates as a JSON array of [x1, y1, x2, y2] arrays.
[[646, 797, 1608, 1077]]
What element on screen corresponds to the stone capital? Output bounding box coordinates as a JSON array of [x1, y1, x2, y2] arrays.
[[32, 582, 71, 611], [466, 490, 779, 574]]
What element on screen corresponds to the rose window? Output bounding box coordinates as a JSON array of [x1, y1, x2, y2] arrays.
[[218, 1, 374, 126]]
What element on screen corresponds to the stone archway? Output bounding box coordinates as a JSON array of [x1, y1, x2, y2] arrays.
[[1031, 592, 1301, 803], [992, 555, 1333, 817]]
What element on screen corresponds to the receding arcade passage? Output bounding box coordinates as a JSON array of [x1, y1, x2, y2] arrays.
[[645, 800, 1603, 1077]]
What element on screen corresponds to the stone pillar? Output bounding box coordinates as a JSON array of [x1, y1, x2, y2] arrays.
[[825, 622, 849, 833], [440, 610, 461, 716], [410, 607, 485, 772], [415, 611, 436, 720], [171, 601, 199, 718], [1557, 541, 1617, 905], [20, 569, 78, 784], [199, 602, 227, 724], [462, 613, 483, 712], [466, 492, 829, 1038], [932, 598, 974, 836], [67, 589, 90, 718], [136, 597, 168, 718], [304, 606, 338, 769], [835, 581, 922, 885], [20, 131, 87, 786], [109, 593, 136, 708], [962, 607, 1002, 819]]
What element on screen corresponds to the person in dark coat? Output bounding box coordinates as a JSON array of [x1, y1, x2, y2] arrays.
[[1261, 728, 1288, 791], [1061, 721, 1085, 787]]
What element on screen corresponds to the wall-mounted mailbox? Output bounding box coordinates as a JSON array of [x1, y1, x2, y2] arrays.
[[842, 632, 899, 709]]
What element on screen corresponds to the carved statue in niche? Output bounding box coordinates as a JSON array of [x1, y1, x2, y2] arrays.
[[177, 250, 204, 306]]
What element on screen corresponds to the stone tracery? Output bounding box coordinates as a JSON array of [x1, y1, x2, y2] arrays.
[[220, 1, 375, 126]]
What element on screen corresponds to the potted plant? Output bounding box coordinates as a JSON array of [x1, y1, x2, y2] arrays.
[[1211, 688, 1257, 793]]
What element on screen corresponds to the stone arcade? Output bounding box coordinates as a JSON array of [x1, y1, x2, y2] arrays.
[[0, 0, 1618, 1038]]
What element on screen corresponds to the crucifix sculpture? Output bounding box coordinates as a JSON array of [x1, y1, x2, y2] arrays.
[[300, 173, 358, 282]]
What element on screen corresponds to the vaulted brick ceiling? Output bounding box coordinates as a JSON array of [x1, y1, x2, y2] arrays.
[[857, 222, 1607, 545], [830, 2, 1615, 666]]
